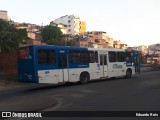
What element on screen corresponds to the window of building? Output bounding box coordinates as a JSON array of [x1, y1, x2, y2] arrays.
[[95, 39, 99, 43], [109, 51, 116, 62], [94, 32, 98, 35], [68, 20, 71, 23], [38, 49, 56, 64]]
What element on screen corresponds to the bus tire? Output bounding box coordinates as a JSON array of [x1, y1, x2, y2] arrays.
[[126, 69, 132, 78], [79, 72, 90, 84]]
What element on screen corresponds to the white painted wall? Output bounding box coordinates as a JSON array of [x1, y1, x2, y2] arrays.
[[54, 14, 80, 35]]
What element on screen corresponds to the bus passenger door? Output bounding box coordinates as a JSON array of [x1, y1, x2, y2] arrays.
[[58, 51, 69, 83], [99, 54, 108, 78]]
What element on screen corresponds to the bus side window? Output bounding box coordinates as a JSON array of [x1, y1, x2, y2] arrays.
[[69, 51, 73, 63], [38, 50, 47, 64], [109, 51, 116, 62], [69, 50, 80, 63], [48, 50, 56, 64], [117, 52, 126, 62], [81, 51, 89, 63], [89, 51, 95, 63], [126, 57, 131, 62], [38, 49, 56, 65]]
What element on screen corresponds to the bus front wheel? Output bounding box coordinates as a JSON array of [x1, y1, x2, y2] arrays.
[[126, 69, 132, 78], [79, 72, 90, 84]]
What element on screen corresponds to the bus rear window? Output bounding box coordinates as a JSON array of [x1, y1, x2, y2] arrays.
[[18, 47, 31, 59], [38, 49, 56, 64]]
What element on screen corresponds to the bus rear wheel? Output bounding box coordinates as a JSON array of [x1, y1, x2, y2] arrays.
[[126, 69, 132, 78], [79, 72, 90, 84]]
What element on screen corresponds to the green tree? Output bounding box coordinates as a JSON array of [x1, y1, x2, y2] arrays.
[[0, 19, 28, 52], [42, 25, 65, 45], [42, 25, 76, 46], [66, 40, 76, 46], [17, 28, 28, 43]]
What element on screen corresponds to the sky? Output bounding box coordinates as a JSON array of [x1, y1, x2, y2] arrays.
[[1, 0, 160, 46]]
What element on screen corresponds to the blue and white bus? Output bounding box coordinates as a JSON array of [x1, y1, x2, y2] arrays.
[[17, 45, 140, 84]]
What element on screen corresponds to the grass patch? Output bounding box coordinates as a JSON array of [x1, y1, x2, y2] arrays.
[[0, 75, 27, 86]]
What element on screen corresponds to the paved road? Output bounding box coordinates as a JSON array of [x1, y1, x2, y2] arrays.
[[45, 71, 160, 111], [0, 70, 160, 119]]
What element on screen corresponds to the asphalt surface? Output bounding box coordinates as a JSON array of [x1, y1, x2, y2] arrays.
[[0, 65, 159, 112], [0, 65, 160, 120]]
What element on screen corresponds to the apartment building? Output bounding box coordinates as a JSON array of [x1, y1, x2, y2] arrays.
[[79, 21, 86, 35], [0, 10, 8, 21], [52, 14, 86, 35], [50, 21, 67, 34]]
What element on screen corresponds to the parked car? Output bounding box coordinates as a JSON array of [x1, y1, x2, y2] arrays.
[[151, 59, 157, 64]]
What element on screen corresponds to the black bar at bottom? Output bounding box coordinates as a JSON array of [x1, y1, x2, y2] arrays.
[[0, 111, 159, 118], [42, 111, 160, 117]]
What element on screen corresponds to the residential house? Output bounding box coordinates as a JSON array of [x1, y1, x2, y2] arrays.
[[86, 31, 108, 48], [0, 10, 8, 21], [114, 40, 128, 49], [148, 43, 160, 54], [15, 22, 43, 45]]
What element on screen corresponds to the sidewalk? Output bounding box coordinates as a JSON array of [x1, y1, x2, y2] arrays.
[[140, 64, 160, 72]]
